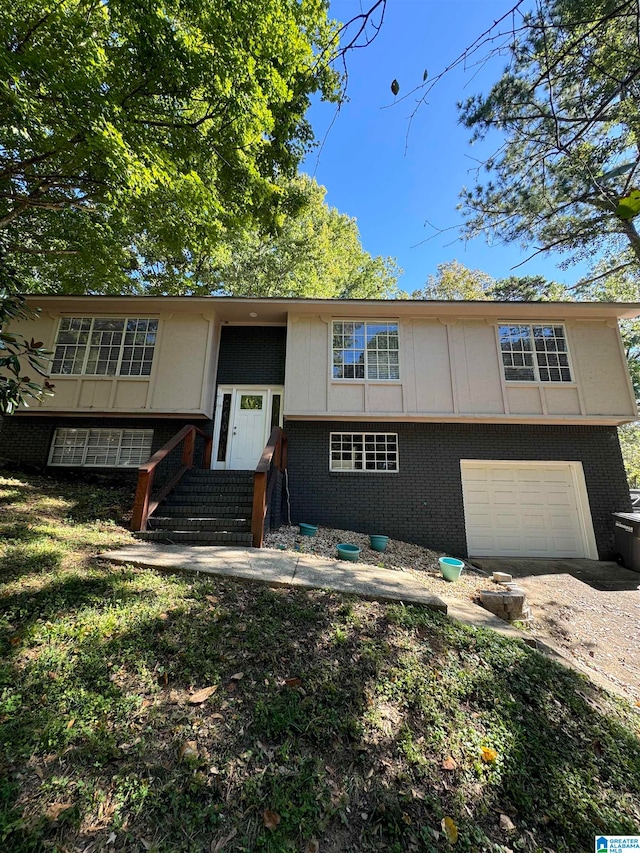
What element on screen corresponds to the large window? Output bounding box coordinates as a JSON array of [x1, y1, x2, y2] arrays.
[[330, 433, 399, 472], [332, 321, 399, 380], [499, 324, 572, 382], [49, 429, 153, 467], [51, 317, 158, 377]]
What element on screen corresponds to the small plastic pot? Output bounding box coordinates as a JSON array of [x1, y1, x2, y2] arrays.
[[438, 556, 465, 582], [369, 534, 389, 552], [299, 523, 318, 537], [336, 543, 361, 562]]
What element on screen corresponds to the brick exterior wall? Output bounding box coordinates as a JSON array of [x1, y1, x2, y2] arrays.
[[0, 415, 208, 477], [284, 421, 631, 560], [216, 326, 286, 387]]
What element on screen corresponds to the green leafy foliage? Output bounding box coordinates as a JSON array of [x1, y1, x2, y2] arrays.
[[0, 0, 343, 293], [458, 0, 640, 277], [169, 175, 401, 299], [412, 260, 569, 302], [0, 292, 53, 413]]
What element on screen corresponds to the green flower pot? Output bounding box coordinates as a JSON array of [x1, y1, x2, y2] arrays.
[[337, 543, 361, 562], [439, 556, 464, 582], [369, 534, 389, 552]]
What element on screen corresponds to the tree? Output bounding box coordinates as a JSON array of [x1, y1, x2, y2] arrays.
[[168, 176, 401, 299], [412, 259, 567, 302], [0, 292, 53, 413], [0, 0, 344, 292], [412, 260, 494, 300], [457, 0, 640, 281]]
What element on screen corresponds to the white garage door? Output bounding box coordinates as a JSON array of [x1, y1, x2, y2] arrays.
[[461, 461, 597, 559]]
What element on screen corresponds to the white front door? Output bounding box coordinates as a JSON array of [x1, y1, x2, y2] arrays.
[[228, 390, 269, 470], [461, 460, 597, 559]]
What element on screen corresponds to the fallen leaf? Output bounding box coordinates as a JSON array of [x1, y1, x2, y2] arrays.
[[284, 677, 302, 688], [46, 802, 74, 820], [141, 841, 153, 851], [306, 840, 319, 853], [210, 713, 225, 721], [500, 813, 516, 833], [263, 809, 281, 830], [442, 756, 457, 771], [107, 831, 117, 845], [179, 741, 198, 760], [230, 672, 244, 681], [441, 816, 458, 843], [480, 746, 498, 763], [66, 718, 75, 729], [34, 766, 44, 779], [189, 686, 218, 704]]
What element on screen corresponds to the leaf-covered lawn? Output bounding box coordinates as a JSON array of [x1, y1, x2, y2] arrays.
[[1, 472, 639, 852]]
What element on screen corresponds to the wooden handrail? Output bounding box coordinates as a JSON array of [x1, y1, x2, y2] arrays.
[[131, 424, 213, 532], [252, 426, 287, 548]]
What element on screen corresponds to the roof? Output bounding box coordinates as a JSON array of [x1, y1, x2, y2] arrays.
[[22, 294, 640, 324]]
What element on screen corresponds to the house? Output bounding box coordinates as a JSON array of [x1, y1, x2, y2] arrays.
[[1, 294, 638, 560]]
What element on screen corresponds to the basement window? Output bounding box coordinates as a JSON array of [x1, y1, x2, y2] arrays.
[[49, 429, 153, 467], [330, 432, 399, 472]]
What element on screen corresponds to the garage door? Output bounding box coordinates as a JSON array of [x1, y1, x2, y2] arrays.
[[461, 461, 597, 558]]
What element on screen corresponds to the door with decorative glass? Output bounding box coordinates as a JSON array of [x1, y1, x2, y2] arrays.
[[227, 391, 268, 470]]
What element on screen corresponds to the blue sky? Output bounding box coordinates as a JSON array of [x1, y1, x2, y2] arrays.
[[302, 0, 590, 295]]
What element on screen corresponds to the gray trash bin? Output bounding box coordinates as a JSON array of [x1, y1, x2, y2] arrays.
[[612, 512, 640, 572]]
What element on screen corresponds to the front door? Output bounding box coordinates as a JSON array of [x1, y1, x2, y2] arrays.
[[228, 390, 269, 470]]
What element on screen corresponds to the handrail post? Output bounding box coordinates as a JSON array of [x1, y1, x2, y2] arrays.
[[182, 427, 195, 467], [131, 468, 155, 532], [203, 433, 213, 469], [251, 470, 267, 548]]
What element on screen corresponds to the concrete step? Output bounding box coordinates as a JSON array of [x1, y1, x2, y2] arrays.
[[149, 517, 250, 532], [135, 530, 253, 545]]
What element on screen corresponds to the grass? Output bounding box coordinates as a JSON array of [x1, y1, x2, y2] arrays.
[[0, 470, 639, 852]]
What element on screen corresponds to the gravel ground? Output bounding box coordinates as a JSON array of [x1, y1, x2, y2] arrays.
[[517, 573, 640, 702], [263, 525, 490, 601]]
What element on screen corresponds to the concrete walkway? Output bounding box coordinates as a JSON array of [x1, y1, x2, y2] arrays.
[[99, 543, 448, 612]]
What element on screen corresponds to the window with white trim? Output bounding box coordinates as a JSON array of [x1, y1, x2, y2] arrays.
[[49, 429, 153, 467], [330, 432, 399, 472], [499, 324, 572, 382], [332, 321, 399, 380], [51, 317, 158, 376]]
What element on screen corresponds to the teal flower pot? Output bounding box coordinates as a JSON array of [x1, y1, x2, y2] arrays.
[[299, 523, 318, 537], [369, 534, 389, 552], [337, 543, 361, 562], [439, 556, 464, 582]]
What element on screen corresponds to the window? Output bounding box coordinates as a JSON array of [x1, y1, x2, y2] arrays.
[[332, 321, 399, 380], [499, 324, 572, 382], [330, 433, 399, 472], [49, 429, 153, 467], [51, 317, 158, 377]]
